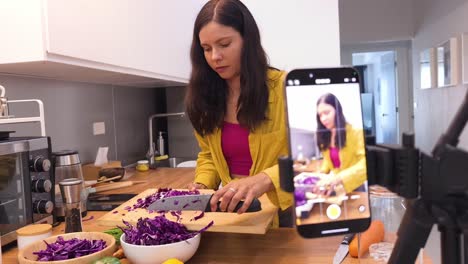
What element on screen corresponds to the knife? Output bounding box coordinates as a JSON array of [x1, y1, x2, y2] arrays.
[[147, 194, 262, 213], [333, 233, 355, 264]]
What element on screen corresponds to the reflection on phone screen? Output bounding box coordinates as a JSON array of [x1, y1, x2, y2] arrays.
[[286, 74, 370, 227]]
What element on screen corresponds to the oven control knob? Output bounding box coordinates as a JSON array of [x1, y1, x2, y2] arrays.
[[30, 156, 51, 172], [33, 200, 54, 214], [32, 179, 52, 193]]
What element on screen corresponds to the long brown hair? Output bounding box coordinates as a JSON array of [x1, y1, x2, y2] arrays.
[[316, 93, 347, 150], [185, 0, 270, 136]]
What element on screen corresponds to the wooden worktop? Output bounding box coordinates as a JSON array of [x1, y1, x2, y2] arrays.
[[2, 168, 432, 263]]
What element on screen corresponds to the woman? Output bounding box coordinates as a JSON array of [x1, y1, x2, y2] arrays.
[[185, 0, 292, 226], [315, 93, 366, 196]]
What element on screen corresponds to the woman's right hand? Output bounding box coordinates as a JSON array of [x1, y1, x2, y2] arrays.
[[188, 182, 207, 191]]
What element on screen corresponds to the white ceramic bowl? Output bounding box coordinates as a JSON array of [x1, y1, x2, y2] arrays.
[[120, 233, 201, 264]]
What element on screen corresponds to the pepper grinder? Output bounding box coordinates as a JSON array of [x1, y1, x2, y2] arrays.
[[59, 178, 83, 233]]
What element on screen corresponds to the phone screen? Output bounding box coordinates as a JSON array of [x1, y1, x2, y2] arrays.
[[285, 68, 370, 237]]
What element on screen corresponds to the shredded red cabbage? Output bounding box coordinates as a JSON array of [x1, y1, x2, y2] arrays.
[[170, 211, 182, 222], [33, 236, 107, 261], [82, 216, 94, 222], [296, 175, 320, 185], [127, 188, 200, 212], [193, 211, 205, 221], [119, 216, 213, 246], [295, 188, 307, 206]]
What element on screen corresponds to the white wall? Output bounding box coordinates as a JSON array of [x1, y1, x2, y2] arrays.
[[339, 0, 415, 44], [412, 0, 468, 153], [244, 0, 341, 70], [0, 74, 160, 165], [411, 1, 468, 263], [286, 83, 363, 131]]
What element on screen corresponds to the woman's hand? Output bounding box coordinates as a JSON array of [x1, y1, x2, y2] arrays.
[[187, 182, 207, 191], [313, 177, 343, 197], [210, 172, 274, 214]]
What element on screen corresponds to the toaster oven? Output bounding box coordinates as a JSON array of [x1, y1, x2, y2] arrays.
[[0, 136, 54, 246]]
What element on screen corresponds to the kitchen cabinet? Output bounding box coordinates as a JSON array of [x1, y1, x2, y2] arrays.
[[243, 0, 340, 71], [0, 0, 206, 87]]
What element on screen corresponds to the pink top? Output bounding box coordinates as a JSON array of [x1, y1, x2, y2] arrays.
[[221, 122, 253, 176], [329, 147, 341, 168]]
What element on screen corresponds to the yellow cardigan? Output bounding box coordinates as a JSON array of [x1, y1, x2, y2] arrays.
[[193, 69, 293, 213], [320, 124, 367, 193]]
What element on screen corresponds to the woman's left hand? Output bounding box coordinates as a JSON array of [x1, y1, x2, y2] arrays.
[[210, 172, 274, 214]]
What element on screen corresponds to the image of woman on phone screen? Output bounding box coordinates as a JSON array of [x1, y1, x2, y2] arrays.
[[314, 93, 367, 197]]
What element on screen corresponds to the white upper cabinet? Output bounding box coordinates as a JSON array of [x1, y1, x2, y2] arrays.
[[0, 0, 206, 87], [243, 0, 340, 71]]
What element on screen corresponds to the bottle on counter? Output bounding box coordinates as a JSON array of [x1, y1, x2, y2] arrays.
[[157, 131, 165, 156], [59, 178, 84, 233], [296, 145, 309, 166]]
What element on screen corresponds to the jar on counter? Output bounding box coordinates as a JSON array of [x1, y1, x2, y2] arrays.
[[370, 185, 406, 240], [136, 160, 149, 172], [16, 224, 53, 250]]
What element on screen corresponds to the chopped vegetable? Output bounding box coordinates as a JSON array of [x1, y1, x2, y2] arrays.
[[119, 216, 213, 246], [33, 236, 107, 261], [296, 175, 320, 185], [103, 227, 124, 246], [170, 211, 182, 222], [192, 211, 204, 221], [294, 188, 307, 206], [83, 216, 95, 222], [92, 256, 121, 264], [127, 188, 200, 212]]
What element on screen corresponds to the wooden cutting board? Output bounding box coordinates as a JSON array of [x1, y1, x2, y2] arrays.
[[96, 188, 278, 234]]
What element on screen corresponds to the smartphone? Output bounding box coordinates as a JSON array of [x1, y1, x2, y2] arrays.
[[284, 67, 371, 238]]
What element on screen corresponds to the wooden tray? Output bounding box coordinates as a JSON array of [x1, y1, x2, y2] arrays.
[[96, 189, 278, 234]]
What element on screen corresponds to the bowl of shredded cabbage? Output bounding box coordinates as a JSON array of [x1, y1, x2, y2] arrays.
[[17, 232, 116, 264], [119, 216, 213, 264]]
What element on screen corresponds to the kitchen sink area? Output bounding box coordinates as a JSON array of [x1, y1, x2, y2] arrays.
[[155, 157, 196, 168]]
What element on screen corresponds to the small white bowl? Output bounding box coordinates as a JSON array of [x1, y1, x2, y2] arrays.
[[120, 233, 201, 264]]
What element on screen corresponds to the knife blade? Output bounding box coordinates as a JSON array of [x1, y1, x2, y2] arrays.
[[147, 194, 262, 213], [333, 233, 355, 264]]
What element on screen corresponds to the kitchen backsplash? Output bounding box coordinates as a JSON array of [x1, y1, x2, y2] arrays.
[[165, 86, 200, 159], [0, 73, 165, 165]]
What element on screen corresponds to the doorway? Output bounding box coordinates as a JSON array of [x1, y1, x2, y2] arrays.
[[341, 41, 413, 145], [353, 51, 398, 144]]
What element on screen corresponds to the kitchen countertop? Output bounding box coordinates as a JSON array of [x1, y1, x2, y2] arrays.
[[3, 168, 432, 263]]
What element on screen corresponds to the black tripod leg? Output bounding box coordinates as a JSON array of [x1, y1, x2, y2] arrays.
[[465, 233, 468, 264], [439, 226, 461, 264], [388, 199, 434, 264], [457, 211, 468, 264]]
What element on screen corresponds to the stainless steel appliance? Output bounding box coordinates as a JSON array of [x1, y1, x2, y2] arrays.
[[0, 136, 54, 246]]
